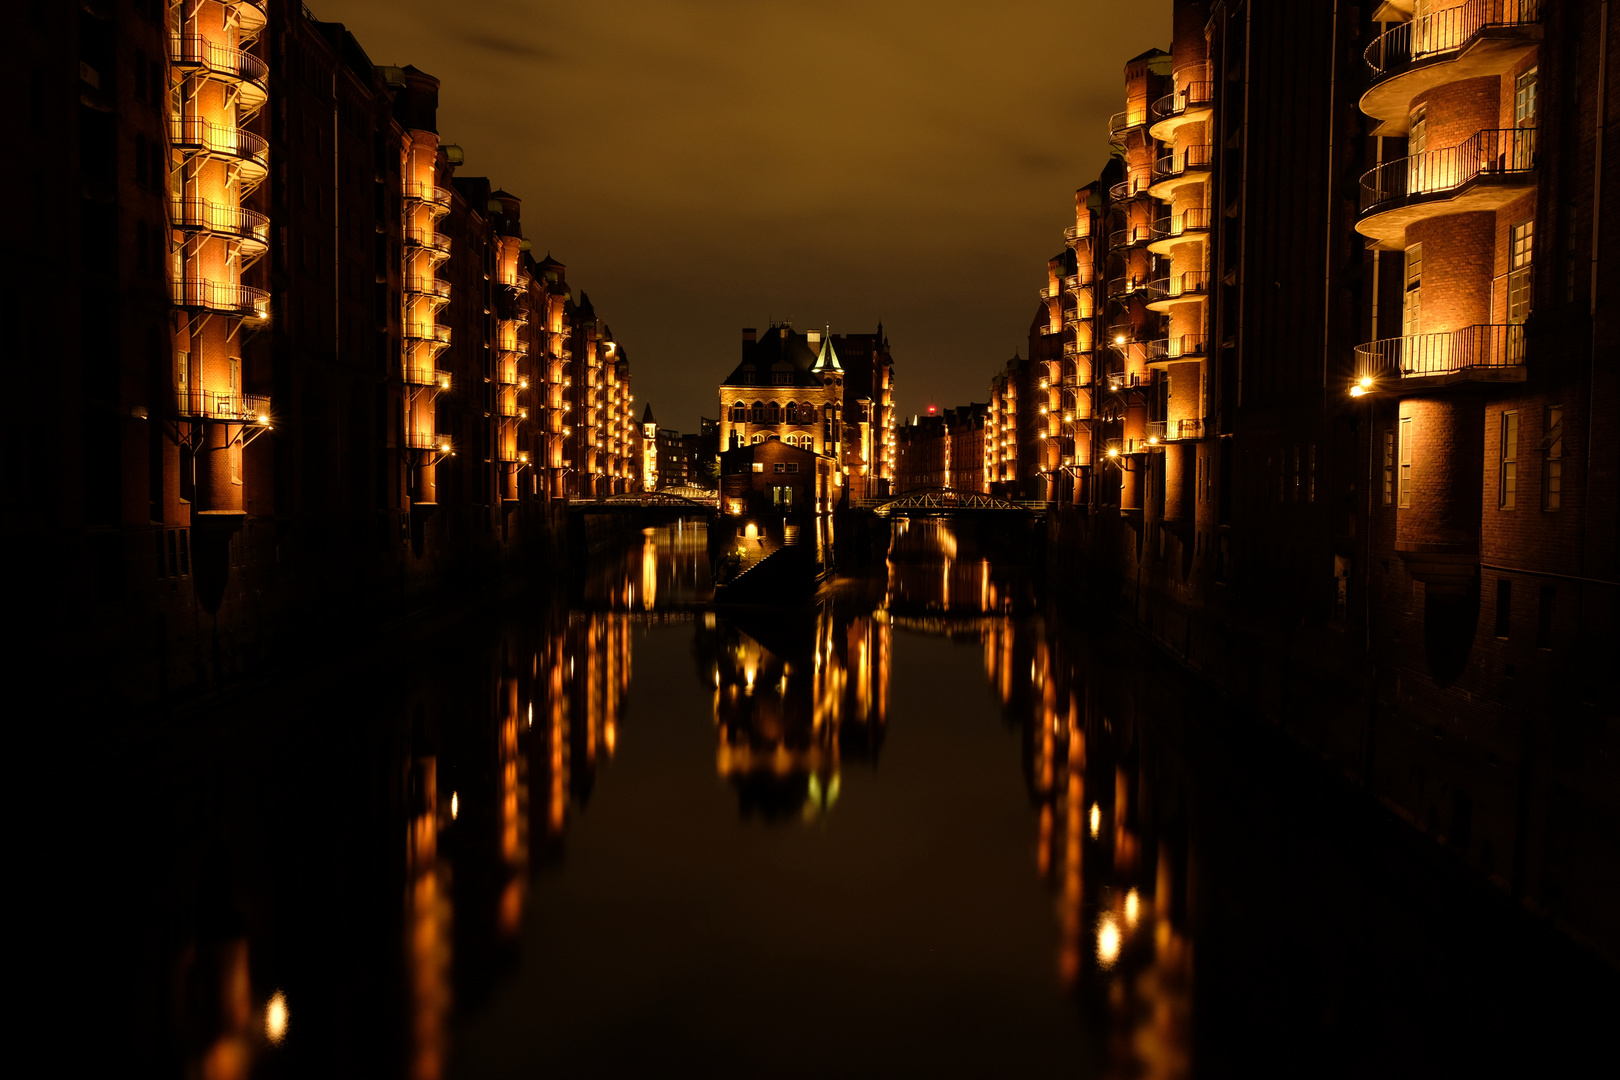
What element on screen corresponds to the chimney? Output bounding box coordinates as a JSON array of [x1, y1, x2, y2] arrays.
[[806, 328, 822, 350]]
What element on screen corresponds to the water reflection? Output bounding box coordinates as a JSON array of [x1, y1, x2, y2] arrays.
[[102, 518, 1613, 1078]]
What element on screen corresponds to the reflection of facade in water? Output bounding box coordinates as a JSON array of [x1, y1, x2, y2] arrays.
[[885, 518, 1035, 622], [578, 522, 713, 611], [990, 613, 1194, 1080], [697, 605, 889, 821]]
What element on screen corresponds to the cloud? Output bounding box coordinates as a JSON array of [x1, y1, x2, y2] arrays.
[[458, 31, 559, 62]]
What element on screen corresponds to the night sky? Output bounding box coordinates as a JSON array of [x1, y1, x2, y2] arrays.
[[313, 0, 1170, 432]]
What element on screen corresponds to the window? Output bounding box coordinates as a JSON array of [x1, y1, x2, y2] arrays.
[[773, 462, 785, 473], [766, 402, 780, 424], [1543, 405, 1563, 510], [1403, 244, 1423, 338], [1515, 67, 1538, 125], [785, 402, 798, 424], [785, 463, 800, 474], [1408, 106, 1428, 190], [1398, 417, 1412, 508], [730, 402, 746, 423], [751, 461, 764, 472], [1508, 220, 1533, 324], [750, 401, 764, 423], [1495, 579, 1512, 639], [1382, 430, 1394, 505], [1499, 410, 1518, 509], [751, 434, 764, 445]]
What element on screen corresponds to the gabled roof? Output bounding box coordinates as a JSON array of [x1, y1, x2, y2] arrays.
[[720, 324, 828, 388], [641, 403, 656, 424], [812, 334, 841, 372]]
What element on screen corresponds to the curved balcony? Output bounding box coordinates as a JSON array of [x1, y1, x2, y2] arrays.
[[1105, 323, 1136, 350], [176, 389, 271, 423], [1147, 206, 1212, 254], [1144, 271, 1210, 312], [170, 116, 268, 178], [404, 322, 451, 345], [170, 198, 268, 253], [1148, 79, 1214, 141], [404, 228, 452, 258], [1361, 0, 1543, 135], [1062, 340, 1090, 358], [404, 183, 453, 213], [1037, 286, 1061, 303], [172, 278, 268, 318], [1146, 334, 1207, 367], [1062, 309, 1085, 329], [1108, 176, 1155, 204], [1063, 224, 1092, 247], [1108, 223, 1155, 250], [170, 34, 268, 111], [1356, 127, 1537, 248], [1148, 144, 1212, 199], [1108, 108, 1150, 142], [1061, 274, 1085, 294], [404, 431, 450, 453], [403, 364, 451, 389], [223, 0, 269, 35], [404, 276, 451, 303], [1354, 323, 1526, 381]]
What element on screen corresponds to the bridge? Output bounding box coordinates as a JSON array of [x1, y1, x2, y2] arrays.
[[566, 490, 719, 513], [854, 488, 1053, 520]]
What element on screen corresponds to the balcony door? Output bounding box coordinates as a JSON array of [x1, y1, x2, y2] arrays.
[[1403, 244, 1426, 373]]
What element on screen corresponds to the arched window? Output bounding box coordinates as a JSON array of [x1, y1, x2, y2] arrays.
[[752, 433, 765, 444], [730, 401, 746, 423], [785, 402, 798, 424], [766, 402, 781, 424], [751, 401, 765, 423], [802, 402, 817, 422]]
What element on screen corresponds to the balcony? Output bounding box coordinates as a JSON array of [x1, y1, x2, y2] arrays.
[[404, 322, 451, 345], [1063, 224, 1092, 246], [170, 34, 268, 110], [404, 364, 451, 389], [172, 278, 268, 318], [1147, 207, 1212, 254], [1356, 127, 1538, 248], [1167, 418, 1205, 441], [170, 198, 268, 252], [1149, 144, 1212, 198], [224, 0, 268, 34], [1108, 176, 1154, 203], [1144, 270, 1210, 312], [1105, 323, 1135, 350], [176, 389, 271, 422], [1062, 309, 1086, 330], [1148, 79, 1215, 141], [1062, 340, 1090, 358], [404, 228, 452, 257], [1354, 323, 1526, 383], [404, 431, 450, 453], [1361, 0, 1543, 135], [1108, 108, 1149, 142], [403, 183, 453, 212], [1062, 274, 1084, 293], [404, 277, 451, 304], [1108, 223, 1155, 250], [1037, 286, 1061, 302], [1146, 334, 1207, 366], [170, 116, 268, 177]]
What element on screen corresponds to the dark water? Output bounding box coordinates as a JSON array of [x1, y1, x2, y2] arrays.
[[92, 519, 1616, 1079]]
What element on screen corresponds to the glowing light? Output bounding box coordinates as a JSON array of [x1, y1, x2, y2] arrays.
[[1089, 802, 1101, 838], [1114, 333, 1126, 345], [1125, 888, 1141, 927], [1349, 385, 1366, 397], [1106, 447, 1120, 459], [1359, 375, 1373, 388], [265, 991, 288, 1044], [1097, 915, 1121, 967], [450, 792, 459, 820], [257, 414, 269, 424]]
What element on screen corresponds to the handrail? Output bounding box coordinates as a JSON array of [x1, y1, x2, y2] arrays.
[[1063, 224, 1091, 242], [171, 278, 267, 315], [1365, 0, 1542, 82], [404, 431, 450, 452], [169, 34, 268, 85], [175, 389, 271, 422], [1359, 127, 1537, 214], [403, 182, 453, 208], [170, 116, 268, 169], [1037, 286, 1060, 301], [1151, 80, 1214, 121], [224, 0, 269, 32], [1145, 270, 1210, 301], [169, 198, 268, 242], [404, 228, 452, 254], [1108, 109, 1148, 139], [1354, 323, 1526, 377], [404, 322, 451, 344], [404, 276, 451, 300], [1153, 144, 1213, 181], [1109, 176, 1153, 202], [403, 365, 451, 388], [1151, 206, 1213, 239], [1062, 274, 1082, 292], [1147, 334, 1207, 360], [1109, 224, 1154, 248]]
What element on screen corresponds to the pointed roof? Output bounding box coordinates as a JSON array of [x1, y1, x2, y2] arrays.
[[641, 403, 656, 424], [576, 290, 595, 319], [812, 333, 841, 372]]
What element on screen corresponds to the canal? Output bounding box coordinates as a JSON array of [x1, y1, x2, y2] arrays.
[[93, 518, 1616, 1078]]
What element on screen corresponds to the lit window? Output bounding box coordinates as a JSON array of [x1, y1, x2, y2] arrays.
[[1398, 417, 1412, 509], [1508, 220, 1533, 324], [1499, 410, 1519, 509], [1515, 67, 1538, 126]]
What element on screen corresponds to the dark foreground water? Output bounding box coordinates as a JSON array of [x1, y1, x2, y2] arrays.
[[91, 520, 1616, 1078]]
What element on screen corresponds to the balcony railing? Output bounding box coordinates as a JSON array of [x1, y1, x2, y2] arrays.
[[404, 228, 452, 255], [224, 0, 269, 33], [1354, 323, 1525, 377], [404, 322, 451, 344], [1063, 224, 1091, 243], [1153, 144, 1213, 181], [1145, 270, 1210, 302], [1364, 0, 1542, 83], [1146, 334, 1207, 361], [170, 198, 268, 245], [1151, 81, 1214, 122], [404, 276, 451, 301], [404, 431, 450, 452], [1167, 418, 1204, 441], [1146, 421, 1167, 443], [1108, 109, 1149, 140], [1150, 206, 1212, 242], [1109, 223, 1155, 249], [170, 116, 268, 170], [1037, 286, 1060, 302], [1062, 340, 1089, 357], [176, 389, 271, 422], [1062, 310, 1084, 329], [1109, 176, 1154, 202], [170, 34, 268, 91], [1359, 127, 1537, 215], [1062, 274, 1083, 293], [403, 182, 453, 210], [404, 364, 450, 388], [172, 278, 268, 317]]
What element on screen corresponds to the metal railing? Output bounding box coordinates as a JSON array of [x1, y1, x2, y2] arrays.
[[1109, 176, 1153, 202], [1062, 274, 1083, 292], [1146, 421, 1168, 443], [171, 278, 267, 316], [1145, 270, 1210, 302], [1153, 144, 1213, 181], [1109, 109, 1148, 140], [1168, 418, 1205, 440], [176, 389, 271, 421], [1109, 223, 1155, 249], [404, 431, 449, 452], [404, 276, 451, 300], [1354, 323, 1526, 377], [1365, 0, 1542, 82], [1062, 340, 1090, 357], [225, 0, 269, 32], [169, 34, 268, 87], [404, 322, 451, 344], [1359, 127, 1537, 215], [1037, 286, 1060, 301], [1063, 224, 1091, 242], [403, 365, 450, 388], [1062, 310, 1084, 328], [170, 116, 268, 169], [403, 182, 452, 209], [1147, 334, 1207, 361], [1151, 206, 1212, 241], [404, 228, 452, 254], [1152, 80, 1214, 122], [169, 198, 268, 243]]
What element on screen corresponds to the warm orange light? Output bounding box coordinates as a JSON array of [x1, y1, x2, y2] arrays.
[[1097, 915, 1121, 967], [450, 792, 459, 820], [1125, 888, 1141, 927], [1114, 334, 1126, 345], [1089, 802, 1101, 838], [1106, 447, 1120, 459], [265, 991, 288, 1044]]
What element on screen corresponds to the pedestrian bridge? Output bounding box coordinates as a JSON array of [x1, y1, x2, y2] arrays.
[[854, 488, 1053, 520], [566, 490, 719, 513]]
